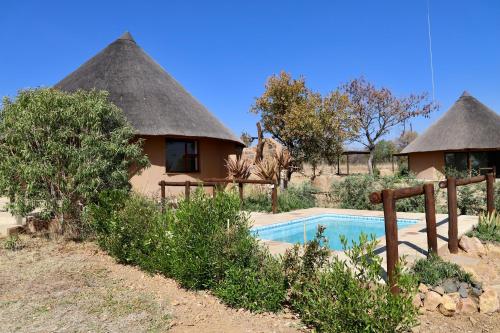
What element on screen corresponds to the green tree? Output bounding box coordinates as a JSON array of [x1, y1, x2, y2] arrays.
[[0, 88, 149, 235], [373, 139, 396, 164], [341, 77, 436, 174], [252, 72, 357, 180]]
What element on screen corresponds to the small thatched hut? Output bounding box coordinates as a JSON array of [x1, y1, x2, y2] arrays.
[[56, 32, 243, 194], [399, 92, 500, 180]]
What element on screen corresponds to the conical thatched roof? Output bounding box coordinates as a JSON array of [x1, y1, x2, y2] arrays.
[[401, 92, 500, 154], [55, 32, 242, 145]]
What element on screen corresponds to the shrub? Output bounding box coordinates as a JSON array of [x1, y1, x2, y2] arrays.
[[467, 212, 500, 243], [214, 254, 286, 312], [3, 234, 24, 251], [0, 88, 149, 237], [289, 231, 418, 333], [243, 182, 317, 213], [331, 174, 425, 212], [86, 192, 169, 271], [457, 183, 486, 215], [330, 174, 378, 210], [278, 182, 317, 212], [168, 189, 260, 290], [412, 253, 473, 286]]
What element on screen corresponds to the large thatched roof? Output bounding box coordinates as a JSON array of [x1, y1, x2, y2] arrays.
[[55, 32, 242, 145], [401, 92, 500, 154]]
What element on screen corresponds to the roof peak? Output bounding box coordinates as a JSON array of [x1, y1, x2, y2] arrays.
[[460, 90, 472, 98], [117, 31, 135, 43]]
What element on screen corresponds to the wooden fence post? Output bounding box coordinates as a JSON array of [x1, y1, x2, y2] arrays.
[[423, 183, 438, 254], [238, 182, 244, 205], [271, 184, 278, 214], [346, 154, 350, 175], [382, 189, 399, 294], [185, 181, 191, 201], [160, 181, 166, 213], [447, 176, 458, 254], [486, 172, 495, 215]]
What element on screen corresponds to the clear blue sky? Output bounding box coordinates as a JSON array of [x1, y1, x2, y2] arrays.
[[1, 0, 499, 146]]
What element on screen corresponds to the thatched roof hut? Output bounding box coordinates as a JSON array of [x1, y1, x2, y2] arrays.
[[56, 32, 242, 145], [55, 32, 243, 193], [402, 92, 500, 154], [399, 92, 500, 180]]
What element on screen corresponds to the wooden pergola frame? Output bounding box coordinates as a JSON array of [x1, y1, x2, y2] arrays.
[[336, 150, 370, 175]]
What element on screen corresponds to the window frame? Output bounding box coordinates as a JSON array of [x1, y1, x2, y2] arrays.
[[165, 138, 200, 174]]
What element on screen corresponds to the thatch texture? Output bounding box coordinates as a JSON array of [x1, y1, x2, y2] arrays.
[[402, 92, 500, 154], [55, 32, 242, 145]]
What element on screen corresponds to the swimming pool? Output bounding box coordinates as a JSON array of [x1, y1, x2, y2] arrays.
[[252, 214, 418, 250]]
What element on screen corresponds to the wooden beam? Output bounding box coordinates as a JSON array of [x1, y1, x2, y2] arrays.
[[382, 189, 399, 294], [486, 172, 496, 215], [446, 176, 458, 254], [423, 183, 438, 254], [438, 175, 486, 188], [369, 184, 425, 204]]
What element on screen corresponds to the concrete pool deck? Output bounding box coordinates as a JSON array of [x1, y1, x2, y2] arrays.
[[250, 208, 479, 270]]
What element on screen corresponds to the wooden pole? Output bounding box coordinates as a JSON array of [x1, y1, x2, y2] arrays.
[[392, 155, 395, 173], [271, 184, 278, 214], [185, 181, 191, 201], [423, 183, 438, 254], [238, 182, 244, 206], [160, 181, 166, 213], [337, 156, 340, 175], [486, 172, 495, 215], [447, 176, 458, 254], [346, 154, 350, 175], [382, 189, 399, 294]]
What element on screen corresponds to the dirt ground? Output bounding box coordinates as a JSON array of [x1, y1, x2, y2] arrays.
[[1, 236, 498, 333], [0, 236, 304, 333]]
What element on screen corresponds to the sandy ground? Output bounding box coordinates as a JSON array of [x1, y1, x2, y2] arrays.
[[1, 236, 498, 333], [0, 236, 304, 333]]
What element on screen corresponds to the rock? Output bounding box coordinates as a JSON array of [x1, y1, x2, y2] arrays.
[[433, 286, 445, 295], [418, 283, 429, 293], [424, 291, 443, 311], [447, 292, 461, 304], [471, 281, 483, 289], [459, 236, 486, 257], [458, 286, 468, 298], [479, 289, 499, 313], [418, 292, 426, 300], [412, 293, 423, 308], [442, 279, 458, 293], [459, 282, 470, 290], [438, 294, 457, 316], [471, 287, 482, 297], [459, 297, 478, 314]]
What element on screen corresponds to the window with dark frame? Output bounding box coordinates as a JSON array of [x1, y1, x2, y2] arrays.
[[445, 152, 467, 172], [165, 139, 199, 173]]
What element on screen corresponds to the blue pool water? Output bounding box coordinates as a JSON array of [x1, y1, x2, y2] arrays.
[[252, 214, 417, 250]]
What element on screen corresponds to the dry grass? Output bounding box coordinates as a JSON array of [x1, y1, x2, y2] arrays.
[[0, 235, 304, 333]]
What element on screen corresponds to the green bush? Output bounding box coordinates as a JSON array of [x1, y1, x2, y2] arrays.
[[330, 174, 378, 210], [86, 191, 169, 271], [467, 212, 500, 242], [288, 231, 418, 333], [243, 182, 317, 213], [2, 234, 24, 251], [457, 183, 486, 215], [168, 189, 259, 289], [330, 174, 425, 212], [214, 254, 286, 312], [412, 253, 473, 286], [0, 88, 149, 237]]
